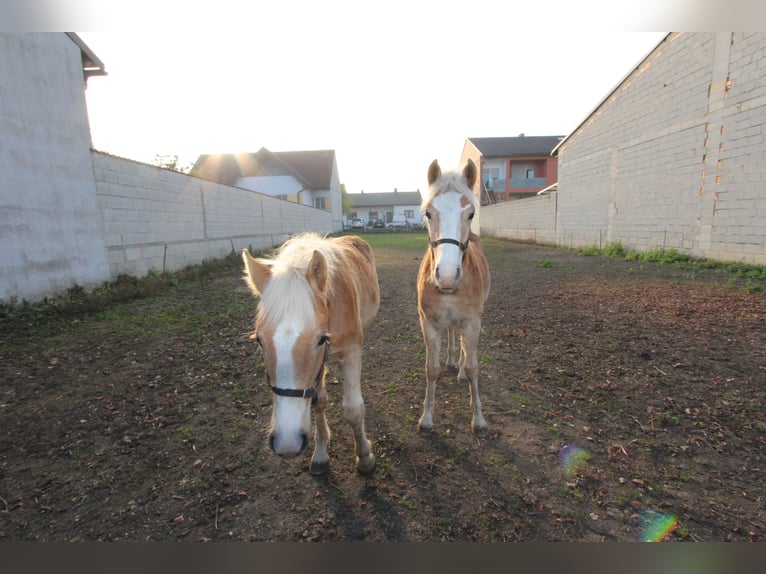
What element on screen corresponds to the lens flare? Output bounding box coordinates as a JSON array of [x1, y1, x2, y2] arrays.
[[640, 511, 678, 542], [560, 444, 591, 477]]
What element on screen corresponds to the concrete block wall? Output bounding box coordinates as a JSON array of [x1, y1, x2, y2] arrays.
[[554, 32, 766, 264], [480, 193, 557, 245], [92, 152, 333, 278], [0, 33, 110, 303]]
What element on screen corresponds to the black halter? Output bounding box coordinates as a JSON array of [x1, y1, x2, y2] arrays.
[[267, 341, 330, 406], [430, 237, 470, 251]]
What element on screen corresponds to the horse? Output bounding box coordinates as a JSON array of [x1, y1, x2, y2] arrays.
[[241, 232, 380, 475], [416, 159, 491, 437]]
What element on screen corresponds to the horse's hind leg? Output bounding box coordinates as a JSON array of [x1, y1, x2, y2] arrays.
[[309, 380, 331, 475], [446, 327, 459, 370], [418, 319, 441, 432], [341, 346, 375, 474], [457, 333, 468, 383], [463, 320, 487, 437]]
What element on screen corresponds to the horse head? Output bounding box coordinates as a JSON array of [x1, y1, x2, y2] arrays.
[[242, 247, 331, 458], [422, 159, 478, 291]]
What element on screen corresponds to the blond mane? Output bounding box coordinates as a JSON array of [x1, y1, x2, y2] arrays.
[[421, 170, 478, 213], [256, 232, 340, 326]]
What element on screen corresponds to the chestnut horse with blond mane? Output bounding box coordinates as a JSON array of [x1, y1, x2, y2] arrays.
[[242, 232, 380, 474], [417, 159, 491, 437]]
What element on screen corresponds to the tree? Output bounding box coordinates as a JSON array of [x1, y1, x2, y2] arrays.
[[341, 183, 352, 216], [152, 154, 193, 174]]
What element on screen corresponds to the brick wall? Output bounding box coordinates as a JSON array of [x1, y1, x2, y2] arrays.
[[482, 33, 766, 265], [93, 152, 333, 278]]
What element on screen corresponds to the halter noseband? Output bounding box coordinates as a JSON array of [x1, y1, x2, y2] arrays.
[[267, 340, 330, 406], [430, 237, 470, 251]]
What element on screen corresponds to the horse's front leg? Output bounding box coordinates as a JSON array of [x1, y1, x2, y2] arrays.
[[418, 318, 442, 432], [341, 345, 375, 474], [462, 319, 487, 437], [309, 376, 331, 475]]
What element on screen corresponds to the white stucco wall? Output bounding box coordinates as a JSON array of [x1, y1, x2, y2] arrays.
[[0, 33, 335, 303], [0, 33, 110, 302]]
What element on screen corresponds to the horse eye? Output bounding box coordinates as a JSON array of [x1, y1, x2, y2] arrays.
[[424, 211, 431, 220], [318, 334, 329, 347], [253, 334, 263, 347]]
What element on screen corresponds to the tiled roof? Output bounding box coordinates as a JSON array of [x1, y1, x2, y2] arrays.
[[350, 191, 422, 208], [273, 150, 335, 189], [190, 148, 335, 190], [468, 136, 565, 157]]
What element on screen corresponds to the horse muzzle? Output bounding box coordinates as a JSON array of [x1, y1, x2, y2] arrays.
[[434, 263, 462, 290], [269, 430, 310, 458]]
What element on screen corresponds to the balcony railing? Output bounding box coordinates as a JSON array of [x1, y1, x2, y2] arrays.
[[485, 178, 548, 191], [507, 177, 548, 189]]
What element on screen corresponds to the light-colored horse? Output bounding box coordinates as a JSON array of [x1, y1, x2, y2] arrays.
[[242, 232, 380, 475], [417, 159, 491, 437]]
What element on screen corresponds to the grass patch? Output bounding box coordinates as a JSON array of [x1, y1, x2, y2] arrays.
[[341, 230, 429, 251], [569, 241, 765, 292], [0, 250, 248, 336]]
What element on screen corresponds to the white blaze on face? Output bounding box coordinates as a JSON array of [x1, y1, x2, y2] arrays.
[[431, 192, 468, 290], [269, 318, 313, 457]]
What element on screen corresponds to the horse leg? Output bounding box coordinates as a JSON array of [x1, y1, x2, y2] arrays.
[[457, 333, 468, 383], [446, 327, 459, 370], [418, 319, 442, 432], [462, 320, 487, 437], [309, 380, 332, 475], [340, 346, 376, 474]]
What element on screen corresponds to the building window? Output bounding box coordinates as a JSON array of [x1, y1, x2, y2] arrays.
[[277, 194, 288, 201], [314, 197, 326, 210], [404, 209, 414, 219], [526, 168, 535, 178], [483, 167, 500, 188]]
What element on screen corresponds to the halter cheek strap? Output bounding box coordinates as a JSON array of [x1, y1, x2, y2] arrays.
[[430, 237, 470, 251]]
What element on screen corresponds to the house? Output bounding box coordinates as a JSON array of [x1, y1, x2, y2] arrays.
[[348, 190, 423, 227], [461, 135, 563, 203], [190, 147, 344, 230]]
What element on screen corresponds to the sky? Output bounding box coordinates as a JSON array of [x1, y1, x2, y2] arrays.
[[75, 7, 669, 195]]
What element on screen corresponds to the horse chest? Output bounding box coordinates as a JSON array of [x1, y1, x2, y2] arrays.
[[421, 290, 472, 327]]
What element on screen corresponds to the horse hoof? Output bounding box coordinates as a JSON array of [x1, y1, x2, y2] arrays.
[[309, 460, 329, 475], [472, 425, 488, 438], [356, 454, 376, 475]]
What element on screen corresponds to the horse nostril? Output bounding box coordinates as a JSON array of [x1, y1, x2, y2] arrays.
[[435, 266, 440, 281], [300, 433, 309, 453], [268, 434, 276, 452], [456, 267, 462, 281]]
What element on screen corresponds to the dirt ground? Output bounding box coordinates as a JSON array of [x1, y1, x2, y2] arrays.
[[1, 235, 764, 542]]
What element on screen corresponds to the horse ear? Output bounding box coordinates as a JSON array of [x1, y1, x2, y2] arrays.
[[306, 250, 328, 292], [427, 159, 441, 185], [462, 159, 477, 188], [242, 249, 272, 296]]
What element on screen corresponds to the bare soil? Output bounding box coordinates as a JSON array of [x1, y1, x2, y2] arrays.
[[1, 235, 764, 541]]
